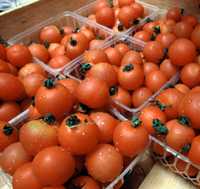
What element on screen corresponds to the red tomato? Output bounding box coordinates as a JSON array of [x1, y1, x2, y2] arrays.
[[73, 176, 100, 189], [143, 21, 158, 34], [166, 7, 182, 22], [0, 44, 6, 60], [104, 47, 122, 66], [160, 59, 177, 79], [84, 49, 108, 64], [191, 24, 200, 48], [33, 146, 75, 185], [121, 50, 143, 65], [173, 21, 193, 38], [156, 33, 176, 48], [93, 0, 110, 13], [0, 59, 11, 73], [48, 55, 70, 69], [143, 62, 159, 76], [134, 31, 151, 42], [80, 27, 95, 41], [50, 45, 66, 58], [118, 0, 134, 7], [131, 2, 144, 18], [115, 43, 130, 55], [181, 15, 198, 27], [174, 84, 190, 94], [188, 136, 200, 165]]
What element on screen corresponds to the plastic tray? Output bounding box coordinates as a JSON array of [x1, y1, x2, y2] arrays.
[[75, 0, 159, 35], [7, 11, 113, 77]]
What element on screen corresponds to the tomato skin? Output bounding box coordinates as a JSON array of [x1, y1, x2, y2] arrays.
[[174, 84, 190, 94], [73, 176, 101, 189], [48, 55, 70, 69], [191, 25, 200, 48], [134, 31, 151, 42], [0, 73, 25, 101], [12, 162, 42, 189], [131, 2, 144, 18], [50, 45, 66, 58], [166, 7, 181, 22], [93, 0, 109, 13], [156, 33, 176, 48], [118, 0, 134, 7], [160, 59, 177, 79], [180, 63, 200, 88], [80, 27, 95, 41], [188, 136, 200, 165], [104, 47, 122, 66], [85, 144, 123, 183], [0, 44, 6, 60], [113, 120, 149, 157], [115, 43, 130, 55], [143, 21, 157, 34], [7, 63, 18, 75], [33, 146, 75, 186], [168, 38, 196, 66], [181, 15, 198, 27], [121, 50, 143, 65], [143, 62, 159, 76], [89, 39, 104, 50], [84, 49, 108, 64], [7, 44, 32, 68], [42, 187, 65, 189], [0, 59, 11, 73], [0, 142, 32, 175], [173, 21, 193, 38]]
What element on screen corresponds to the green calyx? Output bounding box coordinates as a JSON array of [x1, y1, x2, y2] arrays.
[[43, 40, 50, 49], [123, 64, 134, 72], [66, 115, 81, 128], [133, 19, 140, 25], [153, 25, 161, 34], [146, 17, 153, 23], [0, 36, 9, 47], [107, 0, 113, 7], [181, 144, 191, 153], [118, 23, 124, 31], [178, 116, 190, 126], [152, 119, 168, 135], [44, 78, 55, 89], [109, 86, 118, 96], [3, 124, 13, 136], [77, 103, 91, 114], [131, 117, 142, 128], [154, 100, 167, 111], [70, 37, 78, 46], [150, 33, 156, 41], [80, 63, 92, 74], [43, 113, 56, 125]]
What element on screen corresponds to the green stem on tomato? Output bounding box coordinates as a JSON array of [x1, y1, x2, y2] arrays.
[[178, 116, 190, 126], [181, 143, 191, 153], [3, 124, 13, 136], [70, 37, 78, 46], [43, 40, 50, 49], [44, 78, 55, 89], [66, 115, 81, 127], [152, 119, 168, 135], [43, 113, 56, 125], [109, 86, 118, 96], [131, 117, 142, 128], [123, 64, 134, 72]]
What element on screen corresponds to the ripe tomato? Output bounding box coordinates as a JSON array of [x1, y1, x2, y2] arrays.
[[181, 15, 198, 27], [19, 116, 58, 156], [160, 59, 177, 79], [188, 136, 200, 165], [115, 43, 130, 55], [178, 90, 200, 129], [35, 78, 73, 120], [134, 31, 151, 42], [118, 0, 134, 7], [155, 88, 184, 119], [29, 43, 50, 63], [12, 162, 42, 189], [76, 77, 109, 109], [145, 70, 167, 92], [132, 87, 152, 108], [139, 105, 167, 134], [173, 21, 193, 38], [22, 73, 46, 97], [80, 27, 95, 41], [143, 62, 159, 76], [28, 105, 41, 121], [118, 63, 144, 90], [160, 19, 176, 34], [89, 39, 104, 50], [33, 146, 75, 185], [121, 50, 143, 65], [143, 41, 164, 64], [0, 102, 21, 122], [48, 55, 70, 68], [113, 119, 149, 157], [96, 7, 115, 28], [40, 25, 62, 43], [166, 7, 182, 22], [174, 84, 190, 94], [156, 33, 176, 48], [90, 112, 118, 143], [0, 44, 6, 60], [73, 176, 101, 189], [84, 49, 108, 64], [0, 73, 25, 101], [50, 45, 66, 58], [131, 2, 144, 18], [165, 117, 195, 152], [0, 59, 11, 73], [143, 21, 158, 34], [86, 62, 118, 87], [48, 43, 60, 54], [0, 142, 32, 175], [104, 47, 122, 66], [86, 144, 123, 183], [168, 38, 196, 66], [180, 63, 200, 88], [7, 44, 32, 68], [93, 0, 110, 13], [191, 25, 200, 48], [18, 63, 46, 78]]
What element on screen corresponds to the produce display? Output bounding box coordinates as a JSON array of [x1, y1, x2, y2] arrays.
[[0, 0, 200, 189]]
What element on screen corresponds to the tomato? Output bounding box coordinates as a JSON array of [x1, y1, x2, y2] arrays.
[[33, 146, 75, 185], [90, 112, 118, 143], [173, 21, 193, 38], [118, 0, 134, 7], [178, 90, 200, 129], [118, 63, 144, 90], [20, 115, 58, 156], [0, 101, 21, 122], [89, 39, 104, 50], [29, 43, 50, 63], [65, 33, 89, 59], [80, 27, 95, 41], [40, 25, 62, 43], [191, 25, 200, 48], [0, 59, 10, 73], [35, 78, 73, 120], [42, 187, 65, 189], [113, 119, 149, 157], [145, 70, 167, 92], [86, 144, 123, 183], [160, 59, 177, 79], [93, 0, 110, 13], [18, 63, 46, 78], [48, 43, 60, 54], [7, 44, 32, 68], [76, 77, 109, 109], [0, 142, 32, 175], [0, 44, 6, 60], [132, 87, 152, 108], [96, 7, 115, 28], [61, 25, 73, 35], [131, 2, 144, 18], [85, 49, 108, 65], [0, 73, 25, 101], [50, 45, 66, 58], [134, 31, 151, 42], [143, 21, 158, 34], [7, 63, 18, 75], [155, 88, 184, 120], [180, 63, 200, 88], [188, 136, 200, 165], [143, 41, 164, 64], [174, 84, 190, 94], [143, 62, 159, 76], [121, 50, 143, 65], [86, 62, 118, 87], [115, 43, 130, 55], [166, 7, 182, 22], [165, 117, 195, 152], [160, 19, 176, 34], [139, 105, 167, 134], [168, 38, 196, 66], [104, 47, 122, 66], [181, 15, 198, 27], [156, 33, 176, 48], [12, 162, 42, 189], [22, 73, 46, 97], [28, 105, 41, 121], [48, 55, 70, 69], [73, 176, 101, 189]]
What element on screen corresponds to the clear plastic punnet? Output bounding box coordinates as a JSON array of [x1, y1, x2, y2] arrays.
[[75, 0, 159, 35], [7, 11, 113, 77]]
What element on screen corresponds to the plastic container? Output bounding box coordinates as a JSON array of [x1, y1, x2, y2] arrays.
[[75, 0, 159, 34], [7, 11, 113, 77]]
